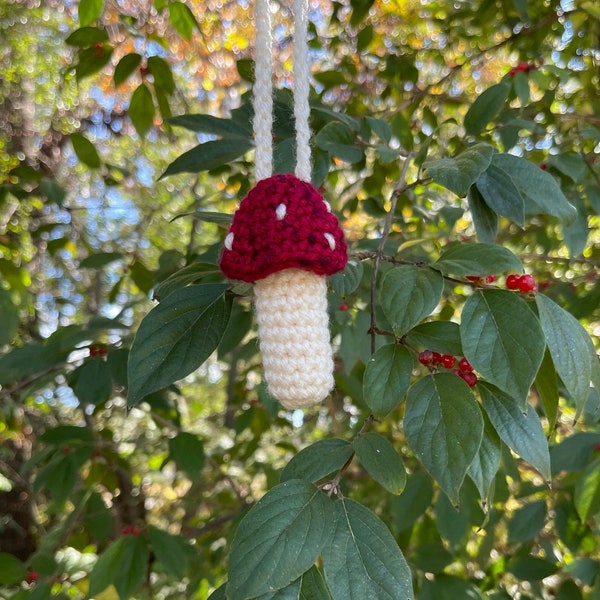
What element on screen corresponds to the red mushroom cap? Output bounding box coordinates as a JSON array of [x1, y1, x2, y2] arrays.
[[220, 173, 347, 283]]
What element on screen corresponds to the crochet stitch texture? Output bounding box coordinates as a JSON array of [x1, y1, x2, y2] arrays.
[[220, 173, 347, 282]]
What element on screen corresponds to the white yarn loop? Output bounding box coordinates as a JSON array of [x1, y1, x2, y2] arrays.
[[293, 0, 311, 182], [253, 0, 273, 181]]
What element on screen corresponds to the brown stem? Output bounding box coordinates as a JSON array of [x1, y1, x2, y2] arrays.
[[370, 154, 415, 354]]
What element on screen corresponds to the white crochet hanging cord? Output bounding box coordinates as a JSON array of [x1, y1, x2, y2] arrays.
[[251, 0, 337, 409]]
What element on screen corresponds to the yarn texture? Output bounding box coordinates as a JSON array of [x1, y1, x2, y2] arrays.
[[220, 173, 347, 283], [254, 269, 334, 407], [218, 0, 348, 409]]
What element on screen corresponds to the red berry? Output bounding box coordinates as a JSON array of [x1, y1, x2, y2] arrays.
[[506, 274, 521, 290], [540, 163, 547, 170], [418, 350, 434, 365], [339, 302, 349, 311], [518, 61, 528, 71], [431, 351, 442, 365], [459, 370, 478, 387], [131, 526, 141, 536], [121, 525, 133, 535], [509, 67, 518, 77], [441, 354, 456, 369], [98, 346, 107, 356], [62, 446, 71, 454], [26, 571, 38, 584], [458, 357, 473, 372], [466, 276, 481, 282], [89, 345, 97, 356], [518, 274, 536, 292], [484, 275, 496, 284], [595, 442, 600, 452]]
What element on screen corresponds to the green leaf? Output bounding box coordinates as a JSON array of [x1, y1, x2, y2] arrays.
[[464, 82, 510, 135], [535, 349, 559, 431], [491, 154, 577, 224], [70, 133, 101, 168], [363, 344, 413, 417], [467, 185, 498, 244], [75, 46, 113, 81], [168, 1, 199, 39], [322, 498, 414, 599], [467, 414, 502, 502], [434, 242, 522, 277], [574, 457, 600, 522], [476, 164, 525, 226], [0, 287, 20, 346], [461, 289, 545, 404], [148, 55, 175, 94], [114, 53, 142, 87], [562, 196, 588, 257], [129, 259, 154, 293], [39, 178, 66, 206], [65, 26, 108, 46], [507, 500, 547, 543], [168, 114, 252, 139], [281, 439, 354, 483], [410, 542, 453, 574], [379, 265, 444, 336], [329, 259, 363, 296], [0, 553, 27, 585], [479, 382, 551, 480], [153, 262, 220, 301], [161, 139, 253, 178], [423, 143, 495, 197], [390, 470, 433, 532], [129, 83, 155, 136], [419, 574, 484, 599], [113, 534, 148, 600], [536, 293, 592, 418], [79, 0, 104, 25], [405, 373, 483, 503], [257, 578, 302, 599], [550, 432, 600, 474], [39, 425, 94, 444], [85, 492, 113, 544], [80, 251, 123, 269], [353, 432, 406, 494], [506, 556, 558, 581], [404, 321, 463, 356], [356, 24, 374, 52], [315, 122, 363, 163], [168, 432, 205, 481], [313, 70, 348, 86], [227, 480, 334, 599], [365, 116, 392, 143], [68, 358, 112, 405], [300, 566, 332, 600], [127, 284, 231, 405], [512, 70, 530, 105], [149, 526, 192, 579]]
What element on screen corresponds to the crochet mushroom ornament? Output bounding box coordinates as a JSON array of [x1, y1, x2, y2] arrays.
[[220, 173, 347, 409]]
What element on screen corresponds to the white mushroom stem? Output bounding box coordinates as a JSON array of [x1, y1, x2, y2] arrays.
[[254, 268, 334, 409]]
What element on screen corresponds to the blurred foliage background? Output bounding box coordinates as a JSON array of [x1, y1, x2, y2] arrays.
[[0, 0, 599, 598]]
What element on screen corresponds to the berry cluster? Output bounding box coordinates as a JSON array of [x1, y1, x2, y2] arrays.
[[506, 273, 537, 292], [89, 345, 107, 357], [121, 524, 141, 536], [509, 61, 537, 76], [25, 571, 39, 584], [418, 351, 478, 387]]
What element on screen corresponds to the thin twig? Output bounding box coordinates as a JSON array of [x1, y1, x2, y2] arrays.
[[370, 153, 415, 354]]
